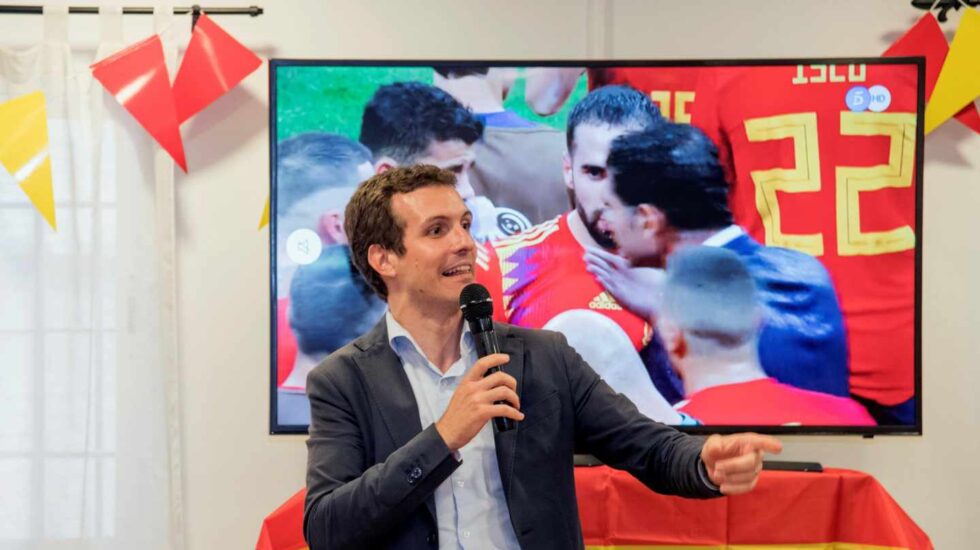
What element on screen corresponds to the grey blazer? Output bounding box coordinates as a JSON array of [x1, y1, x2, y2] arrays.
[[303, 319, 719, 550]]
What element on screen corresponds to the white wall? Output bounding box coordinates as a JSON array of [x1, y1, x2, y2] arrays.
[[6, 1, 978, 548]]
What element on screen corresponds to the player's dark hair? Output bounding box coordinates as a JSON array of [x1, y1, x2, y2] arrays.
[[566, 85, 664, 152], [289, 245, 385, 355], [359, 82, 484, 163], [607, 123, 733, 230]]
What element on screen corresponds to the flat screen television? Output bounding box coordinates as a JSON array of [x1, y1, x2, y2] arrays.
[[269, 59, 923, 436]]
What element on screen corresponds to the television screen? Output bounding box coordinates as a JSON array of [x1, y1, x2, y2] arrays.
[[269, 59, 923, 435]]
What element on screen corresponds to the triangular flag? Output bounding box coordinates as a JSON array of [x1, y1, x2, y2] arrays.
[[0, 91, 57, 230], [256, 489, 306, 550], [258, 196, 270, 230], [91, 35, 188, 171], [884, 13, 980, 134], [172, 13, 262, 124], [925, 8, 980, 134], [19, 159, 56, 230], [884, 14, 948, 96]]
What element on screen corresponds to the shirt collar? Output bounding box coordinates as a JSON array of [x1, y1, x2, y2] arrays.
[[385, 310, 474, 360], [701, 224, 745, 247]]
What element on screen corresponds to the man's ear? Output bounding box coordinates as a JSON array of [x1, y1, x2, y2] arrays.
[[318, 210, 348, 246], [367, 243, 396, 280], [562, 153, 573, 191], [636, 203, 667, 239], [374, 157, 399, 174]]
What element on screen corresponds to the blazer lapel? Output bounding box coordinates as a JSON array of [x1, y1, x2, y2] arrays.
[[493, 325, 524, 503], [351, 318, 438, 523]]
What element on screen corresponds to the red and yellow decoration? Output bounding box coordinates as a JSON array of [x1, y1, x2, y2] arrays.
[[0, 91, 56, 230], [89, 12, 262, 173], [924, 7, 980, 133], [91, 34, 188, 172], [884, 12, 980, 134], [173, 13, 263, 124]]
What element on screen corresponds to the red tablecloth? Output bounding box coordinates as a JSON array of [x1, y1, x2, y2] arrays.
[[575, 466, 931, 549], [257, 466, 931, 549]]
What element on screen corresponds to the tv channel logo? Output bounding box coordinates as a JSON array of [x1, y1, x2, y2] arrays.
[[846, 86, 870, 112], [868, 85, 891, 112]]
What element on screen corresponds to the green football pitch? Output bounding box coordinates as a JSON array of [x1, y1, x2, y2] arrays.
[[274, 65, 588, 144]]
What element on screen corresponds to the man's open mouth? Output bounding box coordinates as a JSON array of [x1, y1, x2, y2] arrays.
[[442, 265, 473, 277]]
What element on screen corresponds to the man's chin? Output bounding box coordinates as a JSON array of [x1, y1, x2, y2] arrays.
[[581, 213, 618, 249]]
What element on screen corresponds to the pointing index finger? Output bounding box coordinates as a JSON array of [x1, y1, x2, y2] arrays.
[[743, 434, 783, 455]]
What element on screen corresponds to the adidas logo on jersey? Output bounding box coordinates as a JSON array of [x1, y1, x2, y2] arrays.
[[588, 291, 622, 311]]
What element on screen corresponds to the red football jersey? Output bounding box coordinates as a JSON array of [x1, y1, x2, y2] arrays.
[[475, 213, 652, 350], [589, 66, 706, 124], [691, 64, 918, 406], [678, 378, 876, 426]]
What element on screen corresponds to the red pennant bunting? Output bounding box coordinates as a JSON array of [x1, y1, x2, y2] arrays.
[[884, 13, 980, 135], [172, 13, 263, 124], [91, 35, 188, 171]]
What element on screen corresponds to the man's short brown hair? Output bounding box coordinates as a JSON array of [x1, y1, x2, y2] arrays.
[[344, 164, 458, 300]]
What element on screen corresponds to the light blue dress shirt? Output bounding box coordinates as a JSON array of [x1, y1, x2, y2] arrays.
[[386, 312, 521, 550]]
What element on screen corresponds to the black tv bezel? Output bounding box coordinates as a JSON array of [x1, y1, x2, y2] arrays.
[[268, 57, 925, 437]]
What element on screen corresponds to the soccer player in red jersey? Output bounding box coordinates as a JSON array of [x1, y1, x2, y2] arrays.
[[476, 85, 690, 410], [662, 246, 875, 427], [690, 64, 918, 425]]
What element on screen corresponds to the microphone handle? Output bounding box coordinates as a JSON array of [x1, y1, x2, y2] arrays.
[[473, 327, 516, 433]]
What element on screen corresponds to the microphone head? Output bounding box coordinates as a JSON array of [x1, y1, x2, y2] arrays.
[[459, 283, 493, 321]]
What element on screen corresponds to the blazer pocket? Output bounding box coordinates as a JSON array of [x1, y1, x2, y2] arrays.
[[519, 391, 560, 431]]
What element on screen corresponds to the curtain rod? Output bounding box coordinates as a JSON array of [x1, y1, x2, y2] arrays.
[[0, 5, 263, 16]]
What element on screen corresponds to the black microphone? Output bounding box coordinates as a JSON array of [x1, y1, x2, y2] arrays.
[[459, 283, 516, 433]]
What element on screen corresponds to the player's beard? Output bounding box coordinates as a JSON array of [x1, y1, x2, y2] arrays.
[[577, 203, 617, 250]]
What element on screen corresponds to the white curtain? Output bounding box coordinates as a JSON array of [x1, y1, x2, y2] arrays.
[[0, 6, 184, 549]]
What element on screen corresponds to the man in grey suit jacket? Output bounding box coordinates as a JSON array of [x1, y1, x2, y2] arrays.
[[304, 164, 782, 549]]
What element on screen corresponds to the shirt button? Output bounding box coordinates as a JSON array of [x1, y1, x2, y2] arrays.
[[456, 480, 465, 488], [462, 530, 471, 538]]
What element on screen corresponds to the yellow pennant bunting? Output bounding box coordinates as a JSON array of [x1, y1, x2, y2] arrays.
[[0, 91, 56, 230], [925, 7, 980, 134], [258, 196, 270, 230]]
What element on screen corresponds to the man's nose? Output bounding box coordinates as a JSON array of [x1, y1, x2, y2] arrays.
[[452, 222, 476, 252]]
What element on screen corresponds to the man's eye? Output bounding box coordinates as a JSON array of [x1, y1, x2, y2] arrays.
[[428, 225, 443, 236], [461, 219, 472, 230], [584, 166, 606, 178]]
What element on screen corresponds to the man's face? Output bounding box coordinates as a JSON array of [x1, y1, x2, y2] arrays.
[[415, 139, 477, 201], [565, 123, 631, 249], [386, 185, 476, 308], [598, 187, 665, 265]]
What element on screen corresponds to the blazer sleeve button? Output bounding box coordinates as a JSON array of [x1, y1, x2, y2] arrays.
[[408, 465, 423, 484]]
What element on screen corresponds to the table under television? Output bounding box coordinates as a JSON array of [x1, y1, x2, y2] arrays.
[[256, 465, 931, 549]]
